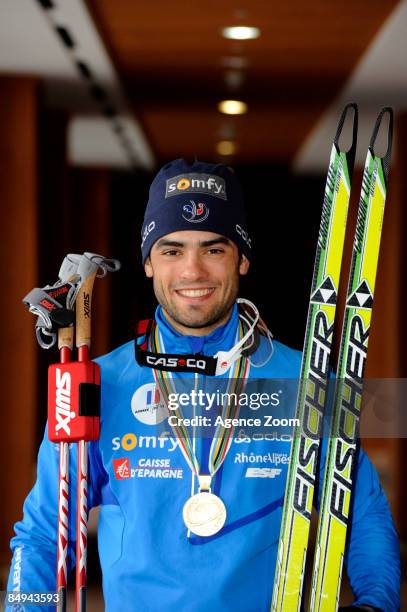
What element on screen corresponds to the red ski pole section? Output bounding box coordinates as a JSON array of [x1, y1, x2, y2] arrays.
[[57, 443, 70, 612], [75, 439, 88, 612], [74, 269, 99, 611], [60, 346, 71, 365], [57, 345, 71, 612], [77, 345, 89, 362], [75, 319, 90, 611]]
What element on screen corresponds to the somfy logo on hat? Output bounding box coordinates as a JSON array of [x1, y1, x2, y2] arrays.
[[182, 201, 209, 223], [165, 173, 227, 200]]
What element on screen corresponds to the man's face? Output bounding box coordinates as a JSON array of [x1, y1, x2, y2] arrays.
[[144, 231, 250, 335]]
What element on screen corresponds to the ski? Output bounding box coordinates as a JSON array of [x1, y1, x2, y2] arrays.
[[271, 103, 358, 612], [308, 107, 394, 612]]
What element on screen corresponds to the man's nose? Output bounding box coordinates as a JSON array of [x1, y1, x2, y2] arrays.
[[180, 252, 206, 280]]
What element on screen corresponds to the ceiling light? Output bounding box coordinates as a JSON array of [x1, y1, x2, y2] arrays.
[[221, 56, 249, 69], [216, 141, 238, 156], [224, 70, 245, 90], [218, 99, 248, 115], [221, 26, 260, 40]]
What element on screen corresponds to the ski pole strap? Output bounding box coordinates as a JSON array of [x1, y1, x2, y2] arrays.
[[79, 252, 121, 281], [23, 285, 75, 328]]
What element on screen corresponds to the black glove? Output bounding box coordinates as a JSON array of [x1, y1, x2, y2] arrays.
[[339, 606, 383, 612]]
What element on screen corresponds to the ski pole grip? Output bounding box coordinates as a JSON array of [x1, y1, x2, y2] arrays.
[[76, 272, 97, 349], [58, 327, 74, 351]]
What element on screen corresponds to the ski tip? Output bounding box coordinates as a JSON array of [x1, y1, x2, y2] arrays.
[[369, 107, 394, 181], [334, 103, 358, 176], [334, 103, 358, 148]]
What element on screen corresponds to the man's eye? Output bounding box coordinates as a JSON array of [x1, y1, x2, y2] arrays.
[[207, 248, 224, 254], [162, 250, 180, 256]]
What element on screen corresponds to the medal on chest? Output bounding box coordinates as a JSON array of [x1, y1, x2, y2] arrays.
[[151, 322, 250, 537]]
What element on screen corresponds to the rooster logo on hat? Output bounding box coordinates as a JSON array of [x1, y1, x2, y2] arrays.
[[182, 200, 209, 223]]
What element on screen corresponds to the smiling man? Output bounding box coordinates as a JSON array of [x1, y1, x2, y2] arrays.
[[7, 159, 400, 611], [144, 231, 249, 333]]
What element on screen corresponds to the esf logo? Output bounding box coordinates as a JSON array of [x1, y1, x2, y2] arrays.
[[165, 173, 227, 200], [145, 355, 207, 370], [182, 200, 209, 223], [131, 382, 167, 425], [112, 431, 179, 453]]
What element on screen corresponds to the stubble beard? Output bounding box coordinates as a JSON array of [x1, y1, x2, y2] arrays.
[[154, 279, 239, 331]]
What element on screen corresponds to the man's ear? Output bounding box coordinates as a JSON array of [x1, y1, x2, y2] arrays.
[[239, 254, 250, 276], [144, 256, 153, 278]]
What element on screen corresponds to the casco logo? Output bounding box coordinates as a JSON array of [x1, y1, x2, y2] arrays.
[[131, 382, 167, 425], [182, 200, 209, 223], [55, 368, 74, 436], [141, 221, 156, 246], [165, 173, 227, 200], [146, 355, 206, 370], [235, 224, 251, 249]]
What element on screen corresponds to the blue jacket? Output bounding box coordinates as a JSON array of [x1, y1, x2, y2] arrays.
[[7, 304, 400, 611]]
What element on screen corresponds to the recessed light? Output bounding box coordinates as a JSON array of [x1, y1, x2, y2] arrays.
[[221, 26, 260, 40], [218, 100, 248, 115], [221, 56, 249, 69], [224, 70, 245, 90], [216, 140, 238, 156]]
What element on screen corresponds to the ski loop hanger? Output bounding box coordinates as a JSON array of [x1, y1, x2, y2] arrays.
[[334, 102, 358, 170], [135, 298, 274, 376], [368, 106, 394, 182], [23, 252, 121, 349]]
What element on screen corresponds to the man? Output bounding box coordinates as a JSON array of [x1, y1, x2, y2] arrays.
[[7, 159, 400, 611]]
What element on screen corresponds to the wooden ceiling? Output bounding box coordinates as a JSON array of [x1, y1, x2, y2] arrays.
[[86, 0, 398, 165]]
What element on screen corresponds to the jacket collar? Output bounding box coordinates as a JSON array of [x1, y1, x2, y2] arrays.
[[154, 303, 239, 355]]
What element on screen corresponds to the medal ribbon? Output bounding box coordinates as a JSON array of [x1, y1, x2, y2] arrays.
[[151, 320, 250, 481]]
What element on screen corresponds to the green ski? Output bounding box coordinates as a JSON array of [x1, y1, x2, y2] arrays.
[[308, 108, 394, 612], [271, 103, 358, 612]]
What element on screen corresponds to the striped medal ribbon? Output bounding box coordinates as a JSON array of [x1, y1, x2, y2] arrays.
[[151, 320, 250, 536]]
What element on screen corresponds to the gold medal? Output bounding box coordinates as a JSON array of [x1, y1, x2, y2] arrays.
[[183, 491, 227, 537]]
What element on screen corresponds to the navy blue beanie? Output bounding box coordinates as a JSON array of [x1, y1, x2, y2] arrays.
[[141, 158, 252, 263]]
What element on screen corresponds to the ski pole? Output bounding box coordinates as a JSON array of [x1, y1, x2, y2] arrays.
[[24, 252, 82, 611], [55, 255, 82, 612], [23, 252, 120, 612], [72, 253, 120, 612]]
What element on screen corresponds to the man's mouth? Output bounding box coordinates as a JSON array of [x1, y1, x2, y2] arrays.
[[175, 288, 215, 298]]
